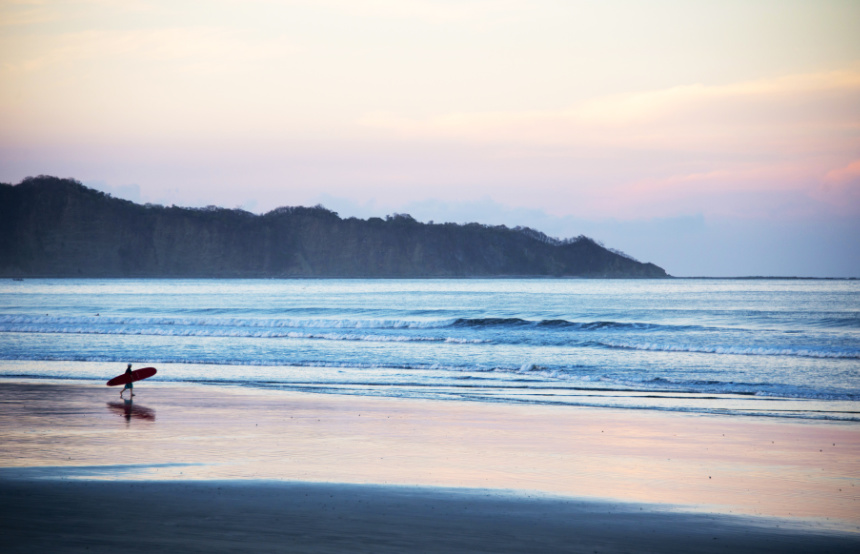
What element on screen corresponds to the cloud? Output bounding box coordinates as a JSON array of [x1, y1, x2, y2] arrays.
[[1, 26, 297, 75], [285, 0, 529, 23], [358, 68, 860, 150], [823, 159, 860, 187], [0, 0, 158, 29], [815, 159, 860, 213], [0, 3, 58, 28], [355, 68, 860, 219]]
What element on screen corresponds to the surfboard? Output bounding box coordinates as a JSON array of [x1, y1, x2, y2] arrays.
[[106, 367, 157, 386]]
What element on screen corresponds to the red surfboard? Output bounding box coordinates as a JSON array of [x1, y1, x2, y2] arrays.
[[106, 367, 157, 386]]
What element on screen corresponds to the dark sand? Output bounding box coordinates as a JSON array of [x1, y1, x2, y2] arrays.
[[1, 380, 858, 552], [2, 479, 858, 553]]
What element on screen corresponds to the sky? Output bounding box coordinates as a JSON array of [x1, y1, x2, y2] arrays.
[[1, 0, 858, 276]]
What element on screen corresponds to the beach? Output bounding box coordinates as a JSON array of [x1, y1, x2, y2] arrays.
[[4, 479, 858, 554], [1, 380, 858, 552]]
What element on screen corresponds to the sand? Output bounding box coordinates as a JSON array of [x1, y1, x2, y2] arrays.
[[1, 380, 859, 552], [4, 479, 859, 553]]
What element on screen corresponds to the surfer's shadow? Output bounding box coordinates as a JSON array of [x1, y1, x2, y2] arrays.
[[106, 399, 156, 422]]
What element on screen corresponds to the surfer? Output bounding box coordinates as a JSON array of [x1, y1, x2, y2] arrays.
[[120, 364, 135, 398]]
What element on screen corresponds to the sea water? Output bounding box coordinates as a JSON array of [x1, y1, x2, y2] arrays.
[[0, 279, 857, 420]]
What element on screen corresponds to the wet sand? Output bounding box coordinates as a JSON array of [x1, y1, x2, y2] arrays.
[[1, 380, 859, 552], [3, 479, 858, 553]]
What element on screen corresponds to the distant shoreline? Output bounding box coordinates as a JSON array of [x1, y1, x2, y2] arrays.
[[676, 276, 859, 280], [5, 275, 858, 280], [1, 177, 668, 279]]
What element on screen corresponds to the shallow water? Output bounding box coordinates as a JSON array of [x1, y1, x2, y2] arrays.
[[1, 278, 858, 420]]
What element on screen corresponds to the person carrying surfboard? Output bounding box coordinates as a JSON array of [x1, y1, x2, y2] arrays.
[[120, 364, 135, 398], [107, 365, 156, 392]]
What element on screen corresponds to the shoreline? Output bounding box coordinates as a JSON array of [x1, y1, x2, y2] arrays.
[[3, 361, 856, 422], [1, 379, 859, 551]]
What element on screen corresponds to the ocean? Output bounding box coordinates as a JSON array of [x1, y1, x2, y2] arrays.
[[1, 279, 858, 420]]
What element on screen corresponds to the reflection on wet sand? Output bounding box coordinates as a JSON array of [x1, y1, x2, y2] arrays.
[[106, 400, 155, 422]]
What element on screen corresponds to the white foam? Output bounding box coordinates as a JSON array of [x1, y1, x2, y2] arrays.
[[599, 340, 859, 359]]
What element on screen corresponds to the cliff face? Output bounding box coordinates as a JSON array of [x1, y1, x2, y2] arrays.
[[0, 176, 669, 278]]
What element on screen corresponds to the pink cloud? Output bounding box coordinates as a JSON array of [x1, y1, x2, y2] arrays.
[[814, 159, 860, 213], [823, 159, 860, 187]]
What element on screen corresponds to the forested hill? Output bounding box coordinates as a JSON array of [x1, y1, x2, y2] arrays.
[[0, 176, 669, 278]]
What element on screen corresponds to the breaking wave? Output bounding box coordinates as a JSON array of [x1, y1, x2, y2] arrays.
[[598, 340, 859, 359]]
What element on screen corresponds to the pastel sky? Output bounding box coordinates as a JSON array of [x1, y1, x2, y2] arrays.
[[2, 0, 859, 276]]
